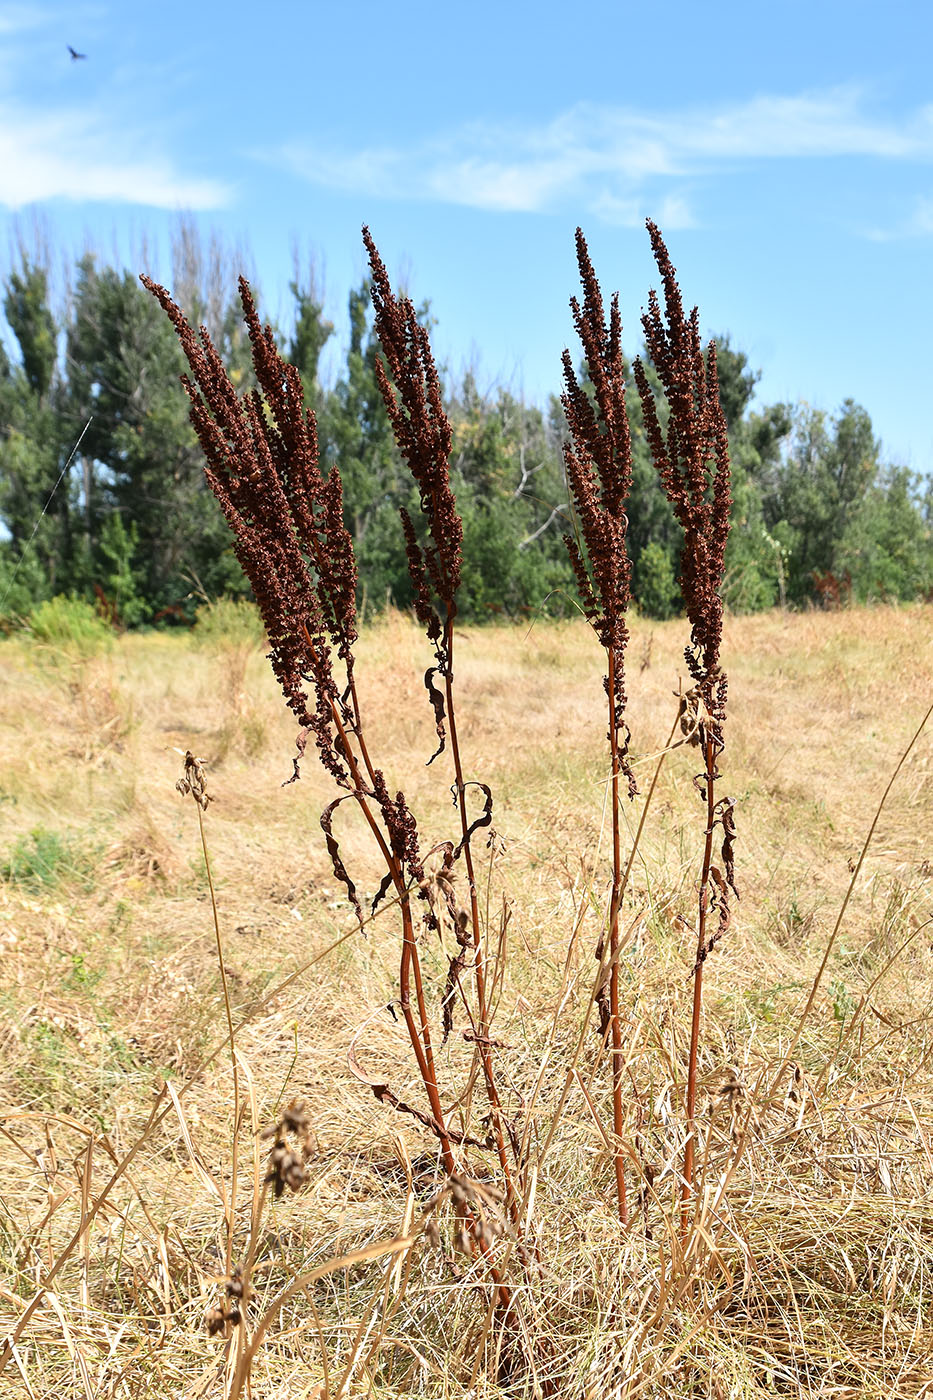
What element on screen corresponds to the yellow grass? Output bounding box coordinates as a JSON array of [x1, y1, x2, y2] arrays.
[[1, 604, 933, 1398]]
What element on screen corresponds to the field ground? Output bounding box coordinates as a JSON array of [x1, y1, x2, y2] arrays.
[[1, 605, 933, 1398]]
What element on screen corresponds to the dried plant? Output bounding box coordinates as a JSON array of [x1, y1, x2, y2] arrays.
[[143, 244, 517, 1325], [141, 268, 456, 1167], [135, 220, 744, 1390], [262, 1097, 313, 1198], [364, 228, 520, 1219], [633, 219, 737, 1228], [560, 227, 636, 1226]]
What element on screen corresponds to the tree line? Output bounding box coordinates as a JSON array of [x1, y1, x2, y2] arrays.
[[1, 226, 931, 625]]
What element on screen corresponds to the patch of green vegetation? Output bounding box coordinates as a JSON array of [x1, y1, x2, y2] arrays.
[[64, 951, 104, 992], [829, 976, 857, 1023], [1, 825, 93, 891], [27, 594, 113, 657]]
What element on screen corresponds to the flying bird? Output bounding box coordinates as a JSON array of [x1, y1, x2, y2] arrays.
[[67, 45, 87, 61]]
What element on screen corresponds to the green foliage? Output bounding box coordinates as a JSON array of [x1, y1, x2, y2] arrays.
[[289, 272, 334, 414], [98, 514, 147, 627], [27, 594, 112, 655], [634, 540, 678, 619], [0, 547, 50, 621], [448, 379, 574, 617], [0, 258, 73, 602], [0, 230, 929, 624], [4, 261, 56, 399], [1, 826, 90, 890], [67, 256, 235, 611], [836, 466, 933, 602]]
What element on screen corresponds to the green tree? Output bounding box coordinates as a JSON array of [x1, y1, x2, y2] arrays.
[[448, 376, 572, 614], [760, 399, 879, 603], [0, 259, 71, 604], [837, 465, 933, 601], [289, 268, 334, 416], [67, 256, 246, 613]]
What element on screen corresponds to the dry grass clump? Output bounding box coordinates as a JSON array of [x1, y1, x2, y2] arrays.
[[1, 606, 933, 1396], [2, 222, 933, 1397]]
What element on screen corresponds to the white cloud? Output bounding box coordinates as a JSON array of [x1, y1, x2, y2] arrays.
[[269, 86, 933, 222], [0, 102, 231, 210], [0, 3, 230, 212], [864, 194, 933, 241]]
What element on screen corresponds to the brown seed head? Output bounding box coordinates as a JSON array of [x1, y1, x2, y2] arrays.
[[141, 273, 358, 784], [561, 228, 635, 794]]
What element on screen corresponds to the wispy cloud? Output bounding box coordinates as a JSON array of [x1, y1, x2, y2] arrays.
[[269, 87, 933, 222], [0, 102, 231, 209], [864, 195, 933, 241], [0, 3, 230, 211]]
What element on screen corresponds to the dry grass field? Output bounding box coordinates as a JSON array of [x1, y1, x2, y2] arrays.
[[1, 604, 933, 1398]]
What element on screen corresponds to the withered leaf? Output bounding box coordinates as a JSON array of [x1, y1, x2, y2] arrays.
[[423, 665, 447, 765], [718, 796, 738, 898], [320, 794, 363, 925], [453, 782, 494, 860], [347, 1030, 489, 1150], [371, 869, 394, 917]]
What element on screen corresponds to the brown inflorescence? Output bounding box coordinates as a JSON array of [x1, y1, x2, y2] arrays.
[[363, 227, 463, 764], [561, 228, 636, 797], [142, 272, 429, 907], [140, 272, 356, 789], [363, 228, 462, 613], [633, 220, 732, 736], [633, 220, 737, 961]]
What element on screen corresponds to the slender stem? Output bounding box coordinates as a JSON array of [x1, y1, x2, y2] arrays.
[[195, 801, 240, 1276], [680, 731, 718, 1240], [301, 624, 455, 1169], [443, 610, 520, 1220], [605, 645, 628, 1226]]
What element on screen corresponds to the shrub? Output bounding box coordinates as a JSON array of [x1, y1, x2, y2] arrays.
[[27, 594, 113, 656]]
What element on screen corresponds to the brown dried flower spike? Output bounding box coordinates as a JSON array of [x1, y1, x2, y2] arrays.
[[261, 1098, 313, 1199], [205, 1264, 249, 1337], [560, 228, 636, 1228], [176, 751, 212, 810]]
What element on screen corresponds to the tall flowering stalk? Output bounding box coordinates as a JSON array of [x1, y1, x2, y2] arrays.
[[633, 220, 737, 1234], [561, 228, 636, 1228], [140, 269, 461, 1177], [363, 229, 520, 1220]]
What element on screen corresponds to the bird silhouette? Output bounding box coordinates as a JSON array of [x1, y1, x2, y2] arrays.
[[67, 45, 87, 61]]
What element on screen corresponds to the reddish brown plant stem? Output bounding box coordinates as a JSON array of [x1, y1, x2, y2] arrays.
[[605, 644, 628, 1226], [443, 611, 520, 1223], [680, 731, 718, 1239], [301, 624, 456, 1175]]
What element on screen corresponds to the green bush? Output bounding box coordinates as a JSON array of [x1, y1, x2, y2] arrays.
[[27, 595, 112, 656], [634, 540, 679, 619]]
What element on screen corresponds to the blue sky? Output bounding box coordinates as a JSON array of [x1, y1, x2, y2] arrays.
[[2, 0, 932, 469]]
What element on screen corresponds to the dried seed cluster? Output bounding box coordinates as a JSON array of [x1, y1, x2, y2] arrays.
[[561, 228, 635, 794], [421, 1172, 509, 1257], [262, 1098, 313, 1199], [633, 220, 732, 734], [175, 750, 212, 810], [205, 1264, 248, 1337], [364, 227, 464, 767], [141, 271, 357, 789]]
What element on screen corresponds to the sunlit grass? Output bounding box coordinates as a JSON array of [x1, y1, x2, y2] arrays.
[[1, 605, 932, 1397]]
